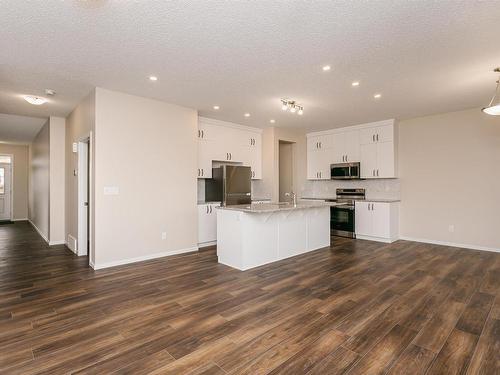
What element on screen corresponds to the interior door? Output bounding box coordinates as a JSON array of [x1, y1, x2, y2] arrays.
[[0, 163, 12, 221]]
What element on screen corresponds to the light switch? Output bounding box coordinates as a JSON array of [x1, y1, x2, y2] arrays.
[[72, 142, 78, 153], [103, 186, 119, 195]]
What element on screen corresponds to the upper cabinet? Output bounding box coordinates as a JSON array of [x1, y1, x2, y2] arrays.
[[306, 119, 397, 180], [197, 117, 262, 180]]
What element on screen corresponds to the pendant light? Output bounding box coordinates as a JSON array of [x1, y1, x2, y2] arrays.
[[482, 68, 500, 116]]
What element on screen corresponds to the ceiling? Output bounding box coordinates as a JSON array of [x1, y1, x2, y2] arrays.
[[0, 113, 46, 143], [1, 1, 499, 131]]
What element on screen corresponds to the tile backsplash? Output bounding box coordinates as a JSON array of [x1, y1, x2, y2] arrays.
[[299, 179, 400, 200]]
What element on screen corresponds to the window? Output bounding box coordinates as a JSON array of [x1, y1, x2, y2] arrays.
[[0, 156, 11, 164], [0, 168, 4, 195]]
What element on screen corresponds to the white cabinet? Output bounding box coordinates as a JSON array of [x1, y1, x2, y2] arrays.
[[355, 201, 399, 243], [198, 203, 219, 245], [307, 120, 397, 180], [197, 118, 263, 179], [331, 130, 360, 163]]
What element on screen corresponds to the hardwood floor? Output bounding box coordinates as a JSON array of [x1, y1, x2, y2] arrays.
[[1, 221, 499, 374]]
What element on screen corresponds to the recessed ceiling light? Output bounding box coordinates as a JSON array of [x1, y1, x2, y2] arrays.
[[322, 65, 331, 72], [374, 93, 382, 99], [270, 119, 276, 124], [24, 96, 48, 105], [244, 113, 250, 117], [213, 105, 220, 110], [352, 81, 360, 87], [149, 76, 158, 81]]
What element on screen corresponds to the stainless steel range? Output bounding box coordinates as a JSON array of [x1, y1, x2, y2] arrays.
[[327, 188, 365, 238]]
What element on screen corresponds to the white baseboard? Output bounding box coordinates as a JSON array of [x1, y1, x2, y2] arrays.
[[12, 218, 28, 222], [398, 236, 499, 253], [356, 235, 398, 243], [89, 260, 95, 269], [91, 246, 199, 270], [49, 240, 66, 246], [198, 240, 217, 248], [28, 220, 49, 244]]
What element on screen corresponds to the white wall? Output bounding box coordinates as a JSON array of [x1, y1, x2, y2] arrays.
[[399, 108, 500, 250], [93, 88, 198, 268], [49, 116, 66, 244], [0, 143, 29, 220], [30, 120, 50, 240]]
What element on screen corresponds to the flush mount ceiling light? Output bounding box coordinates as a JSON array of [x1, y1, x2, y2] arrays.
[[44, 88, 56, 96], [482, 67, 500, 116], [244, 113, 250, 117], [270, 119, 276, 124], [322, 65, 331, 72], [280, 99, 304, 115], [213, 105, 220, 110], [149, 76, 158, 81], [352, 81, 360, 87], [24, 95, 48, 105], [374, 93, 382, 99]]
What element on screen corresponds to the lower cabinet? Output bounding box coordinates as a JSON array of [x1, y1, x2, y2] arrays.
[[355, 201, 399, 243], [198, 203, 219, 246]]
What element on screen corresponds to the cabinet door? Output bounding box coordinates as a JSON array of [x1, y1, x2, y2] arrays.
[[360, 143, 377, 178], [375, 124, 394, 143], [371, 203, 391, 239], [307, 136, 322, 151], [207, 205, 217, 242], [198, 205, 211, 243], [198, 140, 213, 178], [307, 150, 322, 180], [355, 201, 372, 236], [376, 141, 395, 178], [359, 128, 377, 145], [319, 150, 331, 180], [344, 130, 360, 162], [331, 133, 345, 163]]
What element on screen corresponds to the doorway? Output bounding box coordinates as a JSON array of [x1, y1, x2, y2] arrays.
[[77, 138, 90, 257], [279, 141, 294, 202], [0, 155, 12, 221]]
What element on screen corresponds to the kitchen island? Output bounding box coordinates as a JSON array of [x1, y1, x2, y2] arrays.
[[216, 202, 345, 270]]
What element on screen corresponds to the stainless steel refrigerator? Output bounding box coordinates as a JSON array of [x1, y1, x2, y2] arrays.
[[205, 165, 251, 206]]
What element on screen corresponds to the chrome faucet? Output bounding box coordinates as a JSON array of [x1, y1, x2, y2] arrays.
[[285, 191, 297, 206]]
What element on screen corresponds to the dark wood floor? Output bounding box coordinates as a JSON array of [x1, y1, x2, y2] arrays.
[[0, 222, 499, 374]]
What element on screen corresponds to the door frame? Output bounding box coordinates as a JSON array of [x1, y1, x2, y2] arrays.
[[0, 154, 14, 221], [77, 133, 92, 262]]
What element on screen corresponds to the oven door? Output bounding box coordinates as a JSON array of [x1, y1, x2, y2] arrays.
[[331, 205, 355, 238]]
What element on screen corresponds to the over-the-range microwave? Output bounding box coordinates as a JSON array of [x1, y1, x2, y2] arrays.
[[330, 162, 361, 180]]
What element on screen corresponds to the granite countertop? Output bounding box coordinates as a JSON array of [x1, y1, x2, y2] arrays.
[[216, 201, 347, 213], [197, 201, 221, 205], [301, 197, 400, 203], [362, 198, 401, 203]]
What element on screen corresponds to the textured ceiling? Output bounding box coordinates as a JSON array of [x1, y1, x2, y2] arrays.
[[1, 1, 499, 131], [0, 113, 47, 143]]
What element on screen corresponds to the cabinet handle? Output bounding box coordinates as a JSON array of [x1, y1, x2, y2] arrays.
[[368, 203, 370, 211], [376, 134, 379, 142], [345, 155, 348, 162], [373, 134, 375, 142], [230, 152, 232, 160], [198, 130, 200, 138], [202, 130, 204, 138], [319, 142, 322, 148], [201, 168, 204, 177], [377, 169, 379, 176], [210, 205, 212, 213], [372, 169, 375, 176], [206, 205, 209, 214], [226, 153, 229, 160]]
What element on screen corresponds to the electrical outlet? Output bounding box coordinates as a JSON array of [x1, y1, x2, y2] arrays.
[[448, 225, 455, 233], [161, 232, 167, 240]]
